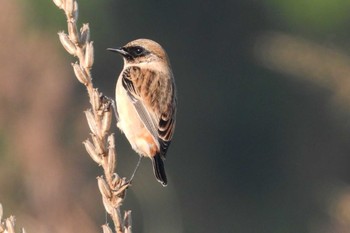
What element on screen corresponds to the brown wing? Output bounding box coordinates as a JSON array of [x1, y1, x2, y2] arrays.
[[121, 66, 176, 158]]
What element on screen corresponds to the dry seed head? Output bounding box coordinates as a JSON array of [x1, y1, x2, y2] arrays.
[[65, 0, 74, 18], [81, 67, 91, 84], [108, 134, 115, 148], [107, 135, 116, 173], [53, 0, 65, 9], [85, 69, 92, 82], [85, 110, 98, 136], [113, 183, 129, 198], [114, 198, 124, 210], [124, 210, 132, 232], [97, 177, 112, 198], [102, 196, 113, 214], [112, 173, 121, 188], [92, 89, 101, 111], [111, 208, 122, 223], [80, 24, 90, 45], [5, 218, 14, 233], [68, 21, 80, 44], [58, 32, 76, 55], [124, 210, 132, 221], [125, 227, 132, 233], [107, 134, 115, 151], [84, 41, 94, 68], [101, 110, 112, 136], [107, 146, 115, 175], [102, 225, 113, 233], [72, 62, 88, 85], [91, 133, 105, 155], [72, 1, 78, 21], [8, 216, 15, 226], [0, 203, 2, 221], [83, 140, 101, 164]]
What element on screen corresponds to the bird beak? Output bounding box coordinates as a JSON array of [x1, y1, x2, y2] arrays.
[[107, 47, 129, 57]]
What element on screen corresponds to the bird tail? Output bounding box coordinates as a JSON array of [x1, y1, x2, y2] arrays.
[[152, 153, 167, 186]]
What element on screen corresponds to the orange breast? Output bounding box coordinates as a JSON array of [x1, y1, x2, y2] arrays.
[[137, 130, 158, 157]]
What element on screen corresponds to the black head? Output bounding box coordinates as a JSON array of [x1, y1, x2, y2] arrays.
[[107, 45, 150, 61], [107, 39, 169, 64]]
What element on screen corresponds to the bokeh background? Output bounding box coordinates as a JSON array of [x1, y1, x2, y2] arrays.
[[2, 0, 350, 232]]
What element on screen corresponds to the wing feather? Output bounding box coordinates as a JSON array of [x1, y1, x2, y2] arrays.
[[121, 66, 176, 158]]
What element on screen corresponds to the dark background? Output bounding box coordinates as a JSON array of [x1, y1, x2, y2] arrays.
[[2, 0, 350, 232]]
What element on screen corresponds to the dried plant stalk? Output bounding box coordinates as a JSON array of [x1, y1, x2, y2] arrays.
[[0, 204, 25, 233], [52, 1, 131, 232]]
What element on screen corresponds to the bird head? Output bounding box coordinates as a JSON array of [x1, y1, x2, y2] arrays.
[[107, 39, 169, 65]]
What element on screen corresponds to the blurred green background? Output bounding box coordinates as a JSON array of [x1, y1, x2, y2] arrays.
[[2, 0, 350, 232]]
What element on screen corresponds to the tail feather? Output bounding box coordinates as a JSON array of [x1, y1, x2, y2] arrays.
[[152, 154, 167, 186]]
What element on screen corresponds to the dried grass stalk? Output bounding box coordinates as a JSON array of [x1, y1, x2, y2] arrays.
[[52, 1, 131, 232], [0, 204, 25, 233]]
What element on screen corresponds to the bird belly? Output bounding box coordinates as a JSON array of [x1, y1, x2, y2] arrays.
[[116, 79, 158, 157]]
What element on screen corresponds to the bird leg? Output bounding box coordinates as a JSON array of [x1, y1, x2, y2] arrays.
[[128, 156, 143, 184], [105, 96, 119, 123]]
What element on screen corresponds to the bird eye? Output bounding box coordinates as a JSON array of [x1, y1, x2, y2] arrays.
[[134, 47, 144, 55], [127, 46, 148, 58]]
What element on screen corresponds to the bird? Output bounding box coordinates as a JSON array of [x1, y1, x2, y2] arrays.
[[107, 39, 177, 186]]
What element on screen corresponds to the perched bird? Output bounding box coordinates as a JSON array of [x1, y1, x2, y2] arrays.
[[107, 39, 177, 186]]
